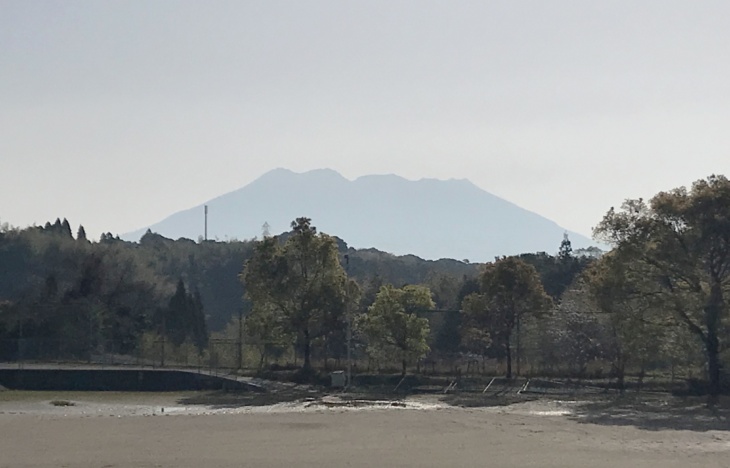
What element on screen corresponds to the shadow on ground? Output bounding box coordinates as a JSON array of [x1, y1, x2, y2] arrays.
[[178, 385, 730, 433], [177, 387, 321, 409], [439, 393, 536, 408], [569, 395, 730, 432]]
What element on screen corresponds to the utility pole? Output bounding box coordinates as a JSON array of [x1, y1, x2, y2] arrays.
[[345, 254, 352, 389]]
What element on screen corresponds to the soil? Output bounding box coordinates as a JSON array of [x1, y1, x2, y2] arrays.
[[0, 391, 728, 467]]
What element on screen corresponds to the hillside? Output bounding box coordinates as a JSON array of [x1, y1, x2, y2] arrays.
[[124, 168, 595, 262]]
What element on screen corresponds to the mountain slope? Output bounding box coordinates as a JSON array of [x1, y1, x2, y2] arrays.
[[123, 168, 595, 261]]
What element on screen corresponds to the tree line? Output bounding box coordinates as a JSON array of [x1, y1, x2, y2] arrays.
[[239, 175, 730, 403], [1, 174, 728, 401], [0, 217, 477, 362]]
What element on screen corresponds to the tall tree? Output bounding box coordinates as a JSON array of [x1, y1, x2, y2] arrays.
[[425, 273, 461, 309], [594, 175, 730, 402], [478, 257, 552, 378], [359, 284, 434, 376], [315, 275, 359, 370], [61, 218, 73, 239], [460, 293, 493, 361], [583, 254, 667, 391], [77, 225, 88, 242], [160, 279, 208, 351], [558, 232, 573, 262], [242, 218, 348, 372], [519, 237, 592, 301], [190, 288, 208, 351], [243, 303, 293, 371], [540, 281, 607, 376]]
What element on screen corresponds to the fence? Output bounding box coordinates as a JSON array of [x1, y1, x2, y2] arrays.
[[0, 337, 255, 374], [0, 335, 704, 393], [0, 336, 371, 375]]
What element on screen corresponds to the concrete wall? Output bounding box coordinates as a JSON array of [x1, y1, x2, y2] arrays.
[[0, 369, 248, 391]]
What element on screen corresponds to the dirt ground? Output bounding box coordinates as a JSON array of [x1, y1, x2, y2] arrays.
[[1, 391, 729, 467]]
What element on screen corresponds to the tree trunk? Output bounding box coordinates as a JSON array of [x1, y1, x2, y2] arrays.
[[617, 370, 625, 394], [705, 282, 723, 405], [324, 343, 330, 372], [706, 333, 721, 404], [505, 335, 512, 379], [303, 328, 311, 371], [616, 356, 626, 394], [401, 359, 407, 377], [637, 360, 646, 394]]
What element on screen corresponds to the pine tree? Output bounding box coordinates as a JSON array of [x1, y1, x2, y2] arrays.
[[61, 218, 73, 238], [165, 279, 189, 347], [77, 225, 88, 242], [558, 233, 573, 262], [191, 288, 208, 351], [163, 279, 209, 351]]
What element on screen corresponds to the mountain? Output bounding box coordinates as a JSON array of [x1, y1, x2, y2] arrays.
[[123, 168, 596, 262]]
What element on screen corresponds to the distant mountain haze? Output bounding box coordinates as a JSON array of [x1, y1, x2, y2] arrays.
[[123, 168, 596, 262]]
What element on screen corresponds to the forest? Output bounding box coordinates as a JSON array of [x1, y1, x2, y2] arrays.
[[0, 174, 728, 400]]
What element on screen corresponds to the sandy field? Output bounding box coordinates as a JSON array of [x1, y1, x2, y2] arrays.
[[1, 391, 729, 468]]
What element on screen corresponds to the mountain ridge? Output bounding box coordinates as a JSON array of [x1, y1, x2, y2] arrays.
[[123, 168, 595, 261]]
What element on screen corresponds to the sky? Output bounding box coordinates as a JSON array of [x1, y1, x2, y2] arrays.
[[2, 1, 729, 241]]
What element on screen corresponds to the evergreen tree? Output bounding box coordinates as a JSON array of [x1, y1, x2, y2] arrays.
[[165, 279, 191, 347], [77, 225, 87, 242], [191, 288, 208, 351], [160, 279, 208, 351], [61, 218, 73, 239], [558, 232, 573, 262], [433, 309, 462, 355]]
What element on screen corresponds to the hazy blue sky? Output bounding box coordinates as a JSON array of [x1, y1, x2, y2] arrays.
[[2, 1, 729, 241]]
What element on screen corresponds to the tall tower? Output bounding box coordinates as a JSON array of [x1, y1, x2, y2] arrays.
[[204, 205, 208, 241]]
